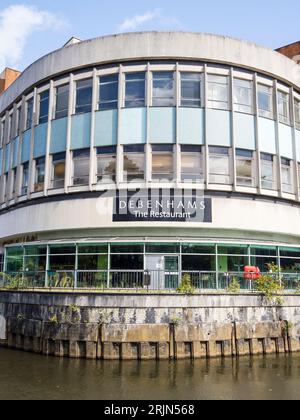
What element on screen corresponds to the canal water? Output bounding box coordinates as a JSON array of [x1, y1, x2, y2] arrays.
[[1, 347, 300, 400]]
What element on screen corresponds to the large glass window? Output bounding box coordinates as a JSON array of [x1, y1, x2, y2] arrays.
[[181, 146, 203, 182], [152, 145, 174, 182], [261, 153, 276, 190], [111, 255, 143, 270], [55, 84, 69, 119], [294, 98, 300, 130], [51, 153, 65, 189], [125, 72, 146, 108], [34, 158, 45, 192], [97, 146, 116, 183], [72, 149, 90, 186], [26, 98, 33, 130], [233, 79, 253, 114], [207, 75, 229, 110], [209, 147, 230, 184], [258, 84, 274, 119], [236, 149, 255, 187], [75, 79, 93, 114], [281, 158, 293, 194], [280, 247, 300, 272], [123, 145, 145, 182], [6, 247, 24, 273], [99, 74, 119, 111], [180, 72, 201, 107], [146, 244, 180, 254], [38, 90, 49, 125], [182, 255, 215, 271], [278, 91, 290, 125], [152, 72, 175, 107], [21, 163, 29, 196]]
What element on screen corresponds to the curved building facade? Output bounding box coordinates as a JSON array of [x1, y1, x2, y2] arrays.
[[1, 32, 300, 289]]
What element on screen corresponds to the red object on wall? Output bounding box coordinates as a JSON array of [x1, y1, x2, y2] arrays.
[[244, 266, 261, 280]]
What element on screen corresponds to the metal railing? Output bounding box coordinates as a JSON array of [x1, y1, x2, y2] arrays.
[[1, 270, 300, 292]]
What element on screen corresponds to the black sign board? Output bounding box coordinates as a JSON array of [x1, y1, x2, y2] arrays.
[[113, 189, 212, 223]]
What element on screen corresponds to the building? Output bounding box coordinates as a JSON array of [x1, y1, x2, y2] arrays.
[[1, 31, 300, 289]]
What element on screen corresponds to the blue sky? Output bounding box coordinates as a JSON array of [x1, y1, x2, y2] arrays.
[[0, 0, 299, 71]]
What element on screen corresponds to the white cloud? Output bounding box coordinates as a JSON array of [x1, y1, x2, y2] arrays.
[[0, 4, 66, 70], [118, 10, 160, 32]]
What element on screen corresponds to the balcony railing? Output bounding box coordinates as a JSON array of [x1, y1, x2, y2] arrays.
[[0, 270, 300, 292]]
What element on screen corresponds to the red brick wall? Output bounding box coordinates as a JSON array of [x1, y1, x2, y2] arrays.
[[0, 68, 21, 94], [276, 42, 300, 61]]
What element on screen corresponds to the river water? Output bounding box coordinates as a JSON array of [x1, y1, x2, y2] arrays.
[[1, 347, 300, 400]]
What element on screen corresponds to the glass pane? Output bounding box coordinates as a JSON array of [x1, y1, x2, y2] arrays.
[[152, 72, 175, 106], [111, 244, 144, 253], [25, 246, 47, 256], [182, 244, 215, 254], [24, 256, 46, 271], [280, 248, 300, 258], [250, 246, 277, 256], [78, 255, 108, 270], [209, 151, 230, 184], [49, 255, 75, 270], [97, 154, 116, 182], [181, 153, 203, 182], [111, 254, 143, 270], [182, 255, 215, 271], [73, 157, 90, 185], [76, 79, 93, 114], [77, 244, 108, 254], [152, 153, 173, 181], [165, 256, 179, 271], [181, 72, 201, 107], [234, 79, 253, 113], [145, 244, 180, 254], [125, 73, 146, 107], [251, 256, 277, 271], [39, 91, 49, 125], [258, 85, 273, 118], [123, 154, 145, 181], [55, 85, 69, 119], [49, 245, 76, 254], [99, 74, 119, 110]]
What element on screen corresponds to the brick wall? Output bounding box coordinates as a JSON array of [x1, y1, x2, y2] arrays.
[[0, 68, 21, 95], [276, 41, 300, 61]]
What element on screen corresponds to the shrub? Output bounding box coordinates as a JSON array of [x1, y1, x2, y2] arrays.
[[177, 274, 195, 295], [227, 277, 241, 293]]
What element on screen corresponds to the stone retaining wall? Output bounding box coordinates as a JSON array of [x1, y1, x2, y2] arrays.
[[0, 291, 300, 360]]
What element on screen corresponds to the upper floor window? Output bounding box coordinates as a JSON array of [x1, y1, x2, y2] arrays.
[[21, 163, 29, 196], [51, 153, 65, 189], [72, 149, 90, 186], [99, 74, 119, 111], [38, 91, 50, 125], [152, 72, 175, 107], [207, 75, 229, 110], [152, 145, 174, 181], [55, 85, 69, 119], [294, 98, 300, 130], [0, 120, 5, 147], [281, 157, 293, 194], [34, 157, 45, 192], [261, 153, 276, 190], [236, 149, 255, 187], [8, 114, 13, 140], [123, 145, 145, 182], [26, 98, 34, 130], [233, 79, 253, 114], [125, 73, 146, 108], [181, 145, 203, 182], [180, 73, 201, 107], [278, 91, 290, 125], [16, 106, 22, 136], [258, 84, 273, 119], [75, 79, 93, 114], [97, 146, 117, 183], [209, 147, 231, 184]]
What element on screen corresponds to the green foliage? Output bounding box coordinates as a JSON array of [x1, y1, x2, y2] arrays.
[[68, 304, 80, 314], [48, 315, 58, 324], [177, 274, 195, 295], [227, 277, 241, 293], [17, 313, 25, 321], [52, 273, 74, 288], [254, 264, 284, 305], [169, 314, 182, 326], [0, 272, 26, 290]]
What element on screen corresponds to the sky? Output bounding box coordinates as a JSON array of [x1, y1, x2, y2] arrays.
[[0, 0, 300, 72]]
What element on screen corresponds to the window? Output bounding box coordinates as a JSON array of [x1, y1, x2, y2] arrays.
[[26, 98, 33, 130], [233, 79, 253, 114], [125, 73, 146, 107], [180, 73, 201, 107], [38, 91, 49, 125], [236, 149, 255, 187], [7, 114, 13, 140], [281, 158, 293, 194], [207, 75, 229, 110], [51, 153, 65, 189], [152, 72, 175, 107], [261, 153, 276, 190], [97, 146, 117, 183], [0, 120, 5, 147], [152, 145, 174, 181], [15, 106, 22, 136], [123, 145, 145, 182], [21, 163, 29, 195], [34, 158, 45, 192], [99, 74, 118, 110], [72, 149, 90, 186], [278, 91, 290, 125], [181, 146, 203, 182], [258, 84, 273, 119], [55, 85, 69, 119], [209, 147, 231, 184], [294, 98, 300, 129], [75, 79, 93, 114]]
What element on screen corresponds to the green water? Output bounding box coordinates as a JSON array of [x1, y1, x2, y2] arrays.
[[0, 347, 300, 400]]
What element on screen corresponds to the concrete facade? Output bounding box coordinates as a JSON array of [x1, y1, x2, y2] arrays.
[[0, 291, 300, 360]]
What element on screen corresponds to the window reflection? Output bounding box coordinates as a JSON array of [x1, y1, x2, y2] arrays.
[[125, 73, 146, 108], [99, 74, 119, 111], [207, 75, 229, 110], [180, 72, 201, 107], [236, 149, 255, 187], [181, 145, 203, 182], [152, 72, 175, 107], [97, 146, 117, 183], [209, 147, 230, 184], [75, 79, 93, 114], [123, 145, 145, 182], [152, 145, 174, 181]]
